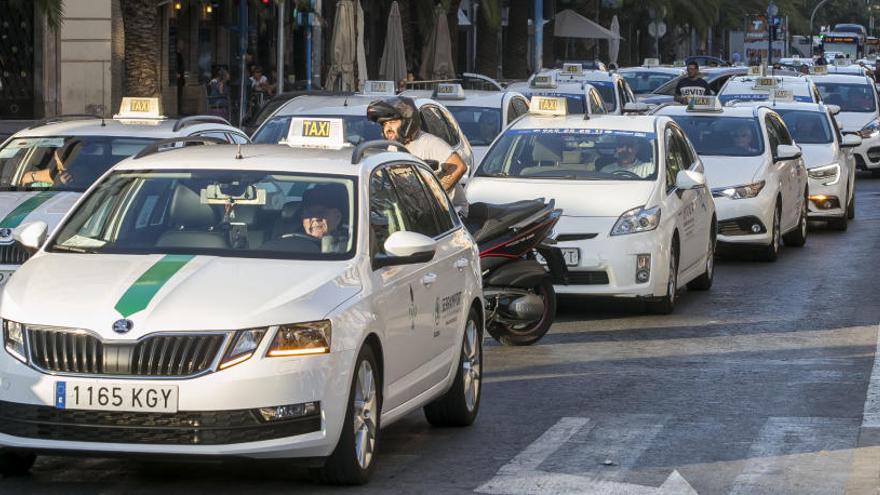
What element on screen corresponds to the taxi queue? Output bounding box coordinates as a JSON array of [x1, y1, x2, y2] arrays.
[[0, 58, 874, 484]]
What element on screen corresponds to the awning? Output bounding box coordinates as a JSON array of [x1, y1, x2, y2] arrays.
[[553, 9, 624, 41]]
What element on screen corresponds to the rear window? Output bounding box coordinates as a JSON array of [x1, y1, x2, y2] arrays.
[[814, 82, 876, 112], [774, 109, 833, 144]]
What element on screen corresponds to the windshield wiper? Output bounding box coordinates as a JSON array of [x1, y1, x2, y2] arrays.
[[51, 245, 96, 254]]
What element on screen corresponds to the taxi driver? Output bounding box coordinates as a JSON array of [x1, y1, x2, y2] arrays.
[[601, 135, 653, 178], [732, 123, 759, 153], [300, 184, 349, 252]]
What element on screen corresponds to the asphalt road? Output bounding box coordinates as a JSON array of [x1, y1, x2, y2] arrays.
[[4, 176, 880, 495]]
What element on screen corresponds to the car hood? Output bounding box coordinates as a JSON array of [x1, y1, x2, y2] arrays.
[[466, 177, 656, 217], [700, 155, 768, 188], [798, 143, 837, 169], [0, 191, 79, 233], [834, 112, 875, 132], [638, 94, 674, 105], [1, 253, 362, 338]]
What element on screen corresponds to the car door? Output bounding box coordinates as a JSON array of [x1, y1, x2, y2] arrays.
[[367, 165, 438, 411], [676, 125, 713, 269], [768, 114, 802, 230], [665, 125, 700, 272], [764, 115, 791, 229]]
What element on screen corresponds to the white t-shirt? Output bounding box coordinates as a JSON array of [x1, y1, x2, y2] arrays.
[[600, 160, 654, 178], [406, 132, 468, 213]]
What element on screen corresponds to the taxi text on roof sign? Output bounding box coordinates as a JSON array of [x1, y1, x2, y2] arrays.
[[362, 80, 396, 96], [287, 117, 346, 150], [562, 63, 583, 75], [433, 83, 466, 100], [752, 77, 778, 90], [773, 89, 794, 102], [114, 97, 166, 121], [643, 58, 660, 67], [529, 96, 567, 116], [686, 95, 723, 112], [747, 66, 764, 76], [811, 65, 828, 75], [531, 72, 558, 89]]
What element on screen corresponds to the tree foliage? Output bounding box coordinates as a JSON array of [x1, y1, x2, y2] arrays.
[[10, 0, 65, 30]]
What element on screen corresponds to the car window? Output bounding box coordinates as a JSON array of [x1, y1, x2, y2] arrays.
[[446, 106, 501, 146], [769, 115, 793, 145], [415, 166, 456, 233], [387, 165, 443, 237], [589, 90, 607, 115], [673, 127, 696, 169], [814, 82, 877, 112], [369, 167, 407, 256], [437, 108, 461, 146], [667, 115, 764, 157], [709, 75, 732, 94], [506, 100, 519, 124], [665, 128, 687, 190], [420, 106, 457, 146], [196, 131, 232, 142], [765, 117, 781, 158], [774, 109, 834, 144], [512, 97, 529, 119], [229, 132, 250, 144]]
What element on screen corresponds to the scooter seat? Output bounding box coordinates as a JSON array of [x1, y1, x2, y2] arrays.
[[465, 200, 547, 244]]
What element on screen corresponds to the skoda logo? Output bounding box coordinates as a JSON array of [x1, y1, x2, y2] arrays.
[[112, 319, 133, 334], [0, 229, 12, 240]]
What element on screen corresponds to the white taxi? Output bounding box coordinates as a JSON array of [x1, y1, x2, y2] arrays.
[[402, 83, 530, 165], [508, 66, 623, 115], [655, 97, 809, 261], [617, 60, 685, 97], [0, 98, 249, 284], [251, 80, 475, 172], [467, 96, 716, 314], [0, 120, 483, 484], [717, 75, 822, 105], [810, 73, 880, 174]]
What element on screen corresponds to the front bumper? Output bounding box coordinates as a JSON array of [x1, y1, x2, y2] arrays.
[[806, 177, 846, 219], [0, 348, 355, 459], [851, 132, 880, 170], [713, 192, 775, 247]]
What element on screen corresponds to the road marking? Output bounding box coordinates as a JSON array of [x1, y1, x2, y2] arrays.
[[475, 417, 696, 495], [862, 325, 880, 428], [728, 417, 859, 495]]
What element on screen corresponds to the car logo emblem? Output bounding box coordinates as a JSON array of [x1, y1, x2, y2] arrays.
[[112, 319, 133, 334], [0, 229, 12, 240]]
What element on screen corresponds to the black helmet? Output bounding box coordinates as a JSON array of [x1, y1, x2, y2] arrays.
[[367, 96, 421, 142]]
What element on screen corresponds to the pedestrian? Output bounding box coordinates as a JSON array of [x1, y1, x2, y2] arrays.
[[674, 62, 712, 104], [731, 51, 742, 65], [207, 67, 230, 118]]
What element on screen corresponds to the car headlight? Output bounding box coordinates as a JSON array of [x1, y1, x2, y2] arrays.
[[267, 321, 332, 357], [858, 119, 880, 138], [808, 163, 840, 186], [712, 181, 765, 200], [610, 206, 661, 236], [219, 328, 267, 369], [3, 320, 27, 364]]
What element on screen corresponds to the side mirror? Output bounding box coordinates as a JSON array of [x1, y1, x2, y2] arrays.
[[775, 144, 802, 161], [841, 133, 862, 147], [827, 104, 841, 115], [623, 102, 650, 113], [373, 231, 437, 269], [675, 169, 706, 190], [13, 221, 48, 251]]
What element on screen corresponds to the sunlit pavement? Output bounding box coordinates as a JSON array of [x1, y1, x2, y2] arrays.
[[4, 176, 880, 494]]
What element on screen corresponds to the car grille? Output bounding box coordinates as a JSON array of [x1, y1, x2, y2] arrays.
[[0, 242, 30, 265], [552, 270, 609, 285], [27, 327, 227, 377], [718, 216, 766, 236], [0, 400, 322, 445]]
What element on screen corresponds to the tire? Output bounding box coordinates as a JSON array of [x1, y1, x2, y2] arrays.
[[687, 230, 715, 291], [486, 278, 556, 346], [757, 205, 781, 262], [648, 242, 678, 314], [424, 306, 482, 427], [782, 194, 808, 247], [0, 450, 35, 476], [847, 189, 855, 220], [319, 345, 381, 485]]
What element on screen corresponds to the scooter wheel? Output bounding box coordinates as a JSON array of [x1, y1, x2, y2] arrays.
[[487, 278, 556, 346]]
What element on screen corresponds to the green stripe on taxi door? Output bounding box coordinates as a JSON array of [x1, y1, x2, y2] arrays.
[[0, 191, 58, 228], [114, 255, 195, 318]]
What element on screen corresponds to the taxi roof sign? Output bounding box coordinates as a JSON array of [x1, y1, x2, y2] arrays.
[[529, 96, 567, 116], [686, 95, 723, 113], [833, 57, 850, 67], [433, 83, 466, 100], [114, 97, 166, 121], [752, 77, 778, 90], [772, 89, 794, 102], [562, 63, 584, 76], [810, 65, 828, 75], [531, 72, 558, 89], [643, 58, 660, 67], [362, 80, 396, 96], [287, 117, 346, 150], [747, 66, 764, 76]]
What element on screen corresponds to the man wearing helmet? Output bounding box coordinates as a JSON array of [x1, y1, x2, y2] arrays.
[[367, 97, 469, 212]]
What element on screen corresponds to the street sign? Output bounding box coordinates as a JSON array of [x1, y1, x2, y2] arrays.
[[648, 21, 667, 38]]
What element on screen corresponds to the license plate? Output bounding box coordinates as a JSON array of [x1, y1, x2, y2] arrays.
[[536, 248, 580, 267], [55, 381, 178, 413], [0, 270, 13, 287]]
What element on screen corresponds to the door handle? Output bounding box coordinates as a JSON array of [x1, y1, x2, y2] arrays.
[[421, 273, 438, 287], [454, 258, 469, 271]]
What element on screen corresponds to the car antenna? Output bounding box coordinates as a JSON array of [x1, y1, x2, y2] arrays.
[[343, 97, 349, 107], [235, 143, 243, 160]]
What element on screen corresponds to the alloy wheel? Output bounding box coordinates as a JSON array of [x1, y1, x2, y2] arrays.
[[353, 360, 378, 470], [462, 319, 481, 412]]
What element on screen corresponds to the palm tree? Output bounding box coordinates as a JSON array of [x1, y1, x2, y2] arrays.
[[121, 0, 161, 97], [504, 1, 529, 78], [9, 0, 65, 30]]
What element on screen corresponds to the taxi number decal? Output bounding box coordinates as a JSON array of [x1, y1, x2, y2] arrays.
[[302, 120, 332, 138]]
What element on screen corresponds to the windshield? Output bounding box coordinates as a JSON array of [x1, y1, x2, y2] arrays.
[[774, 110, 834, 144], [0, 136, 156, 192], [588, 82, 618, 111], [50, 170, 357, 260], [667, 116, 765, 157], [621, 71, 679, 94], [477, 129, 657, 180], [814, 82, 876, 112], [522, 91, 586, 114], [447, 107, 502, 146], [253, 115, 382, 145]]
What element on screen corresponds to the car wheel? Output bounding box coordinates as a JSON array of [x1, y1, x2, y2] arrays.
[[424, 306, 482, 427], [319, 345, 381, 485], [0, 450, 36, 476], [782, 194, 808, 247], [648, 243, 678, 314], [847, 189, 855, 220], [687, 230, 715, 291], [758, 205, 781, 262]]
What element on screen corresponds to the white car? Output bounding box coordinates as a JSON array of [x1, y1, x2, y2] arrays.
[[0, 97, 249, 284], [656, 98, 809, 261], [510, 65, 634, 115], [251, 81, 475, 172], [811, 74, 880, 174], [758, 101, 861, 230], [403, 83, 530, 165], [0, 120, 483, 484], [467, 96, 716, 314], [717, 75, 822, 105]]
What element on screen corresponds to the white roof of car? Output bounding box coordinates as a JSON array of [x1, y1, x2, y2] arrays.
[[11, 117, 242, 139], [727, 101, 829, 113], [810, 73, 873, 85], [400, 89, 516, 108], [617, 66, 685, 75], [270, 94, 382, 118], [655, 104, 766, 119], [720, 75, 816, 98], [511, 114, 661, 134]]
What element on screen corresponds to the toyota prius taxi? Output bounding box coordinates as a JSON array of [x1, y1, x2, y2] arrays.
[[655, 97, 809, 261], [466, 96, 716, 314], [0, 120, 483, 485]]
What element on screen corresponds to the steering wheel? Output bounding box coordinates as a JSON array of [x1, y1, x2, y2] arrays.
[[610, 169, 641, 179]]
